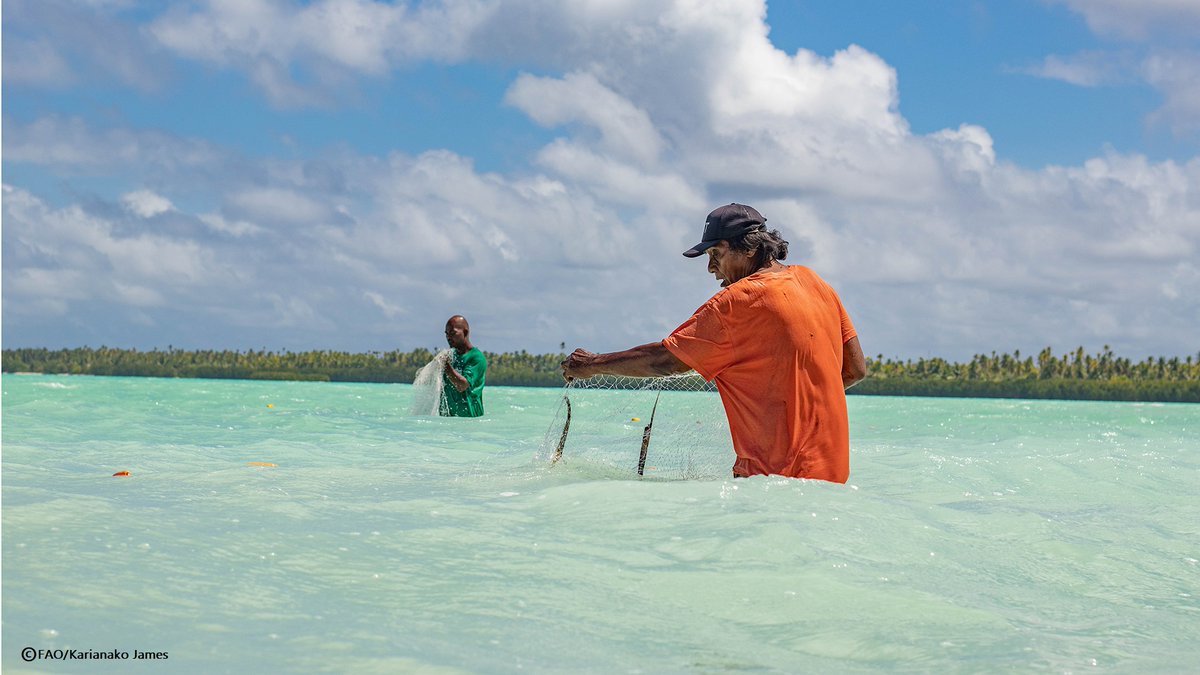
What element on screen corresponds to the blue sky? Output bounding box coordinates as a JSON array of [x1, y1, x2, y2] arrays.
[[4, 0, 1199, 360]]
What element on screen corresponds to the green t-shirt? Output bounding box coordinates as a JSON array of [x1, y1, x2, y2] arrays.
[[441, 347, 487, 417]]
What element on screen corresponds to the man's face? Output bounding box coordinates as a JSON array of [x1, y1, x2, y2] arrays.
[[445, 320, 469, 350], [706, 240, 755, 288]]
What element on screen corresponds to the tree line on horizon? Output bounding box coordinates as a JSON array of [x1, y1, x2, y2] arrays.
[[3, 345, 1198, 403]]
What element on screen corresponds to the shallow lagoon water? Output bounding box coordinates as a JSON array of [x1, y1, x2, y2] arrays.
[[3, 374, 1198, 673]]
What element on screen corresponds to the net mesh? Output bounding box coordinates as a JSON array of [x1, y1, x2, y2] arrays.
[[409, 349, 451, 416], [537, 372, 734, 480]]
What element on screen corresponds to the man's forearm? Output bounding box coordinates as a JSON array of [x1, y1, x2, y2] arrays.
[[842, 336, 868, 390], [564, 342, 690, 380], [444, 362, 469, 392], [592, 342, 683, 377]]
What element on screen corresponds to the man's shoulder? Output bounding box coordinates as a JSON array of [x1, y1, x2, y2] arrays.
[[782, 264, 820, 281], [771, 265, 834, 293], [780, 265, 847, 311]]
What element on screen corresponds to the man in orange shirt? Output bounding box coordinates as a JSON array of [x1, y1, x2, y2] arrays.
[[561, 204, 867, 482]]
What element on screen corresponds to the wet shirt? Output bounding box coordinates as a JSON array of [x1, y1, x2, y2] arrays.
[[442, 348, 487, 417], [662, 266, 856, 482]]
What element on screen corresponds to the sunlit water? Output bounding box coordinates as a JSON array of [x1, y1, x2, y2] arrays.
[[3, 374, 1197, 674]]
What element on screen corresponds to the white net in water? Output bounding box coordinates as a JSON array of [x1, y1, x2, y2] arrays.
[[538, 372, 734, 480], [410, 349, 452, 416]]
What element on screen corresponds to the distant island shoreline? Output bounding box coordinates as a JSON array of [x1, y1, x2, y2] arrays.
[[4, 346, 1198, 403]]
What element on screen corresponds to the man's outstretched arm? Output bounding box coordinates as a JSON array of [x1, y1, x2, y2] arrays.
[[561, 341, 691, 381]]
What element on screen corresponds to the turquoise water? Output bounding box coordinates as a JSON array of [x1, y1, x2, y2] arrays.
[[3, 374, 1198, 673]]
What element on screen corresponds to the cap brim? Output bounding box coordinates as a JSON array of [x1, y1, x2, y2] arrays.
[[682, 240, 719, 258]]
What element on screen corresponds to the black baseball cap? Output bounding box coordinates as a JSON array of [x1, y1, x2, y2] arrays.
[[682, 203, 767, 258]]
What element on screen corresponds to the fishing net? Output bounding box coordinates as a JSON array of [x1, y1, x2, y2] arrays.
[[537, 372, 735, 480], [410, 349, 452, 416]]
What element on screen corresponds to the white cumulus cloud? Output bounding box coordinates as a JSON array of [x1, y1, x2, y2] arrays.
[[122, 189, 175, 218]]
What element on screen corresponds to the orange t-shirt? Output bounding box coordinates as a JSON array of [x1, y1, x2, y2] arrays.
[[662, 265, 857, 482]]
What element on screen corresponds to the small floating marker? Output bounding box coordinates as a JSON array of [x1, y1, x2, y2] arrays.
[[266, 404, 274, 409], [247, 462, 277, 467], [631, 417, 641, 422], [112, 471, 130, 477]]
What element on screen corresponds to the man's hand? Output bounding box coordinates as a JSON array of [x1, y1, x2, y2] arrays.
[[561, 348, 598, 382], [443, 357, 469, 392]]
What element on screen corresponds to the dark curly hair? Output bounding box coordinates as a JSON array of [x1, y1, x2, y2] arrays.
[[727, 226, 789, 270]]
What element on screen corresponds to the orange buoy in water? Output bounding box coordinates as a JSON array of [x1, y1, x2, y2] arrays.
[[247, 462, 277, 467], [112, 471, 130, 477]]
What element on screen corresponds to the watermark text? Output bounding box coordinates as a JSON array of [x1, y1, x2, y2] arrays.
[[21, 647, 169, 662]]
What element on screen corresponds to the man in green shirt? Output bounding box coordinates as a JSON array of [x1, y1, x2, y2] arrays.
[[441, 315, 487, 417]]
